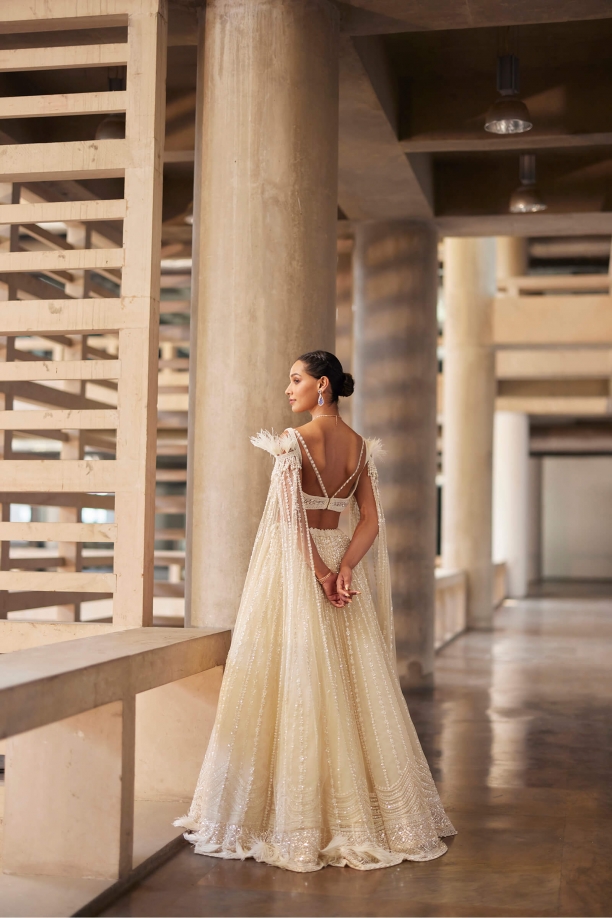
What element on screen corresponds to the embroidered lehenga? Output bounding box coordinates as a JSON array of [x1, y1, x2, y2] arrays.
[[175, 428, 456, 872]]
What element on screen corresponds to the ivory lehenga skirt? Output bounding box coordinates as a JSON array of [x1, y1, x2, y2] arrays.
[[175, 526, 456, 872]]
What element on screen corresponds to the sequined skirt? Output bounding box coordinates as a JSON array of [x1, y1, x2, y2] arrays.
[[175, 524, 456, 872]]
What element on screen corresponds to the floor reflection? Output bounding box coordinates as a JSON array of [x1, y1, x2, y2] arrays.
[[486, 606, 533, 789], [104, 592, 612, 917]]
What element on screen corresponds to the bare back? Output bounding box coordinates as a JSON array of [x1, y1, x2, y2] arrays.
[[296, 419, 367, 530]]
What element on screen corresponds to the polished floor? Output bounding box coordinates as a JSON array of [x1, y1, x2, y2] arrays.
[[104, 595, 612, 917]]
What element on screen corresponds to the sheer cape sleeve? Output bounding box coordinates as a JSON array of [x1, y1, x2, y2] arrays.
[[348, 438, 396, 660], [248, 427, 323, 640], [250, 429, 396, 663]]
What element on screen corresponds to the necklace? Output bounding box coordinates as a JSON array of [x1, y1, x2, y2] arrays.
[[312, 414, 339, 425]]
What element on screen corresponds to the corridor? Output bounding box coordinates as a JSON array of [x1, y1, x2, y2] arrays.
[[103, 592, 612, 917]]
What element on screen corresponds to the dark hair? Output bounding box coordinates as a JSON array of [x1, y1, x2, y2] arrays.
[[297, 350, 355, 403]]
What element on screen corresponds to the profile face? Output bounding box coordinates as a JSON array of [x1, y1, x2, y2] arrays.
[[285, 360, 325, 413]]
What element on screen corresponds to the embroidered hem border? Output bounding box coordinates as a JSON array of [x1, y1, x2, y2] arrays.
[[173, 815, 456, 873]]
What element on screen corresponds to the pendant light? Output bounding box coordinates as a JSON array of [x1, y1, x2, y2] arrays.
[[509, 153, 547, 213], [95, 72, 126, 140], [485, 54, 532, 134]]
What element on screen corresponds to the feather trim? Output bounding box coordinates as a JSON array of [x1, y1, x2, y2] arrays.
[[250, 428, 295, 457], [366, 437, 385, 464], [250, 429, 283, 456]]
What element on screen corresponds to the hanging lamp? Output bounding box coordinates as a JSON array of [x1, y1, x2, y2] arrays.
[[509, 153, 547, 213], [485, 54, 532, 134]]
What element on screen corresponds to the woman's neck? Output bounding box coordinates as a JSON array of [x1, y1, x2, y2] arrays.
[[310, 408, 340, 421]]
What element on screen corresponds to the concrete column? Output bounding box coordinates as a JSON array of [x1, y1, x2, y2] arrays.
[[496, 236, 528, 289], [336, 237, 354, 427], [442, 238, 496, 629], [493, 411, 530, 598], [186, 0, 339, 628], [353, 221, 439, 690]]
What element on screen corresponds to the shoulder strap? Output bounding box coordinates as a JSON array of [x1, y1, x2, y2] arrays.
[[295, 430, 328, 498], [331, 437, 365, 498], [347, 456, 368, 498]]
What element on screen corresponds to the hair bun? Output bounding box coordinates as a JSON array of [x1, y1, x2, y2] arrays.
[[341, 372, 355, 398]]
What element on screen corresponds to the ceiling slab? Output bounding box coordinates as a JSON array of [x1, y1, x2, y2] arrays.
[[434, 148, 612, 218], [339, 16, 612, 226], [338, 0, 612, 34], [388, 21, 612, 154]]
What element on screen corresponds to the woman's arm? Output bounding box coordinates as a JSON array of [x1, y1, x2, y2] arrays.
[[275, 432, 347, 608], [336, 464, 379, 602], [308, 534, 347, 607]]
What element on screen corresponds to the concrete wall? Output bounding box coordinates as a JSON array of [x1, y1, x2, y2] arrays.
[[528, 457, 543, 584], [492, 411, 529, 596], [542, 456, 612, 579]]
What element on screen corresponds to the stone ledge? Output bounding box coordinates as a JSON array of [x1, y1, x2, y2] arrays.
[[0, 627, 231, 740]]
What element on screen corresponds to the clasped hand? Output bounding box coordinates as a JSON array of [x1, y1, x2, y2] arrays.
[[321, 565, 360, 608]]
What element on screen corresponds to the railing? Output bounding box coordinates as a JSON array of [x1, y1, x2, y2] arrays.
[[434, 568, 467, 650], [0, 626, 230, 913], [493, 561, 508, 608], [434, 562, 509, 649]]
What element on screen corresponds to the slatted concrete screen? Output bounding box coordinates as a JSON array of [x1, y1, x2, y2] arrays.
[[155, 266, 191, 609], [0, 0, 166, 627]]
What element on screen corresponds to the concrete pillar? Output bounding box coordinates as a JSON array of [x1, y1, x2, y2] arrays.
[[496, 236, 528, 290], [353, 221, 439, 690], [186, 0, 339, 628], [442, 238, 496, 629], [493, 411, 530, 598], [336, 237, 354, 426]]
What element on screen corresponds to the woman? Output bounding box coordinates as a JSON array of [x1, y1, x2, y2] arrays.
[[175, 351, 456, 872]]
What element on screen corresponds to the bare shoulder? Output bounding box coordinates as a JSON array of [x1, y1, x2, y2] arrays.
[[293, 420, 324, 443], [295, 419, 359, 436], [294, 420, 318, 434]]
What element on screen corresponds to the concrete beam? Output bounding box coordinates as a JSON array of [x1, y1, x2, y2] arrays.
[[494, 295, 612, 347], [402, 132, 612, 155], [497, 396, 609, 415], [531, 423, 612, 453], [338, 35, 433, 220], [436, 213, 612, 238], [497, 349, 612, 379]]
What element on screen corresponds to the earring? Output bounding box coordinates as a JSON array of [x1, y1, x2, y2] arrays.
[[318, 390, 324, 407]]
